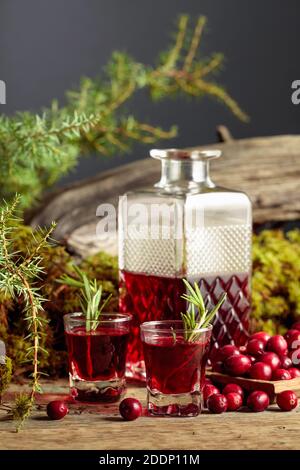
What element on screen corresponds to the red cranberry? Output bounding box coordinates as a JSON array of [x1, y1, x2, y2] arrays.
[[224, 354, 252, 377], [292, 321, 300, 331], [247, 391, 270, 412], [249, 362, 272, 381], [119, 398, 142, 421], [212, 361, 225, 373], [288, 367, 300, 378], [226, 392, 243, 411], [260, 352, 281, 371], [276, 390, 298, 411], [239, 345, 247, 354], [250, 331, 271, 345], [207, 394, 228, 414], [280, 355, 292, 369], [246, 339, 265, 357], [266, 335, 288, 356], [223, 383, 244, 400], [247, 355, 256, 364], [272, 368, 292, 381], [217, 345, 240, 362], [46, 400, 69, 420], [203, 384, 220, 406]]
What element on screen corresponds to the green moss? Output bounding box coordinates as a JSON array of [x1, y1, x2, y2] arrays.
[[251, 229, 300, 334], [0, 356, 12, 398]]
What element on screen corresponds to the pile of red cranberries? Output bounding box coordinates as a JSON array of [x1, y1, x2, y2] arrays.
[[211, 326, 300, 381], [204, 379, 298, 414]]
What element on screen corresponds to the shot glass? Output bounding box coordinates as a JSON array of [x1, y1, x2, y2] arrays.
[[64, 312, 131, 403], [141, 320, 212, 416]]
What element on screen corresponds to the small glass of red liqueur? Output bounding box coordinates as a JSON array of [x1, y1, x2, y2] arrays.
[[141, 320, 212, 417], [64, 312, 131, 403]]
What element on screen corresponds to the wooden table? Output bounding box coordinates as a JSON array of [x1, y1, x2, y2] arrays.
[[1, 379, 299, 450]]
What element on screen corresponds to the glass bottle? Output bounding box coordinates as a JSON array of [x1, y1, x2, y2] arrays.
[[119, 148, 252, 379]]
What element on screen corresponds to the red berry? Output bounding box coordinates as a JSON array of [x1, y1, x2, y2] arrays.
[[203, 384, 219, 406], [247, 391, 270, 412], [239, 345, 247, 354], [276, 390, 298, 411], [224, 354, 252, 377], [280, 355, 293, 369], [266, 335, 288, 356], [46, 400, 68, 420], [287, 331, 300, 351], [207, 394, 228, 414], [223, 383, 244, 399], [119, 398, 142, 421], [217, 345, 240, 362], [249, 362, 272, 381], [212, 361, 225, 373], [260, 352, 281, 371], [292, 321, 300, 331], [272, 368, 292, 381], [250, 331, 271, 345], [288, 367, 300, 379], [226, 392, 243, 411], [246, 339, 265, 357], [247, 355, 256, 364]]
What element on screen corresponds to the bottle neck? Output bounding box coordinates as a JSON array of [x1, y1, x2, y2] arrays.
[[155, 159, 213, 190]]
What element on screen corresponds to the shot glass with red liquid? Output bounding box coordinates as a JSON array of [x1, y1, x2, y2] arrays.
[[64, 312, 131, 403], [141, 320, 212, 417]]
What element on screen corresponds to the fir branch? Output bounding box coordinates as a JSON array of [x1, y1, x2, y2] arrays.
[[0, 15, 248, 208], [0, 196, 55, 430]]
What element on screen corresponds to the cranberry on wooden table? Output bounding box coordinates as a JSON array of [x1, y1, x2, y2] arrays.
[[288, 367, 300, 378], [250, 332, 271, 345], [247, 391, 270, 412], [276, 390, 298, 411], [226, 392, 243, 411], [224, 354, 252, 377], [46, 401, 69, 420], [279, 355, 292, 370], [119, 398, 142, 421], [223, 383, 244, 399], [260, 352, 281, 371], [272, 368, 292, 381], [203, 384, 220, 406], [207, 394, 228, 414], [249, 362, 272, 381], [266, 335, 288, 356], [246, 339, 265, 357], [217, 345, 240, 362]]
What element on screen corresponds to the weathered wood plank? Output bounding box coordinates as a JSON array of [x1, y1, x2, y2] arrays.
[[1, 380, 300, 450], [28, 134, 300, 257]]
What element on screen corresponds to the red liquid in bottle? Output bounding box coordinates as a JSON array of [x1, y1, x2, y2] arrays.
[[120, 270, 250, 377]]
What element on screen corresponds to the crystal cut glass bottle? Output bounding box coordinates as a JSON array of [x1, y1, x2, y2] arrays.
[[119, 148, 252, 379]]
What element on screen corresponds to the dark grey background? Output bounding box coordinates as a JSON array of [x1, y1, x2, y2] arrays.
[[0, 0, 299, 186]]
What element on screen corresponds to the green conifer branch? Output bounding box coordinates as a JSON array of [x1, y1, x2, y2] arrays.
[[0, 15, 248, 208]]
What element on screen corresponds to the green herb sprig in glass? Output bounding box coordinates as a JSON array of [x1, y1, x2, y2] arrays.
[[59, 266, 112, 332], [180, 279, 227, 342]]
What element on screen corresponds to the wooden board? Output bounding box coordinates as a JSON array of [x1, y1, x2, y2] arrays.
[[1, 379, 300, 450], [207, 371, 300, 402], [27, 133, 300, 258]]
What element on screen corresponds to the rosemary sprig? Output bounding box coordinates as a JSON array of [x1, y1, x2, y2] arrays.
[[180, 279, 227, 342], [59, 265, 112, 331]]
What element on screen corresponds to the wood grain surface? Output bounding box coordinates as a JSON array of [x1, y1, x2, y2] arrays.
[[27, 134, 300, 258], [1, 379, 300, 450]]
